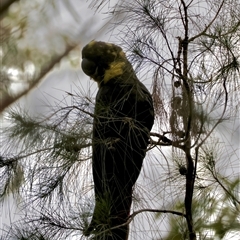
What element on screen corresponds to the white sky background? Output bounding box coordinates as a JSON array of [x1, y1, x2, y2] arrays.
[[1, 0, 239, 239]]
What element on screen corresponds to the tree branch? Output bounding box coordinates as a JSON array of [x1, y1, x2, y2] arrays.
[[0, 0, 20, 19], [188, 0, 225, 42], [150, 132, 185, 149], [0, 43, 79, 113], [129, 208, 186, 219], [93, 208, 186, 238]]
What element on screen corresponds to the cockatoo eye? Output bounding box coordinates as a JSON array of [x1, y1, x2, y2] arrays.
[[81, 58, 97, 77]]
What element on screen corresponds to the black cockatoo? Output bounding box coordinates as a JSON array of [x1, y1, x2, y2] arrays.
[[81, 41, 154, 239]]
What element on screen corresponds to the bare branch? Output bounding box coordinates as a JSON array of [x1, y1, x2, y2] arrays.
[[129, 208, 186, 219], [93, 208, 186, 238], [189, 0, 225, 42], [150, 132, 185, 149]]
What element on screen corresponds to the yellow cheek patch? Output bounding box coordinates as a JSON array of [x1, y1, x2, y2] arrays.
[[119, 50, 126, 58], [103, 61, 125, 83], [88, 40, 96, 46]]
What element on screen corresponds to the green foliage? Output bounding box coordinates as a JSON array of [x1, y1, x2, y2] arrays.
[[1, 103, 92, 202], [162, 144, 240, 240], [163, 176, 240, 240], [0, 159, 24, 199]]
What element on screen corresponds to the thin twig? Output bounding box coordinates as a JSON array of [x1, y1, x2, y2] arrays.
[[188, 0, 225, 42], [92, 208, 186, 238]]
